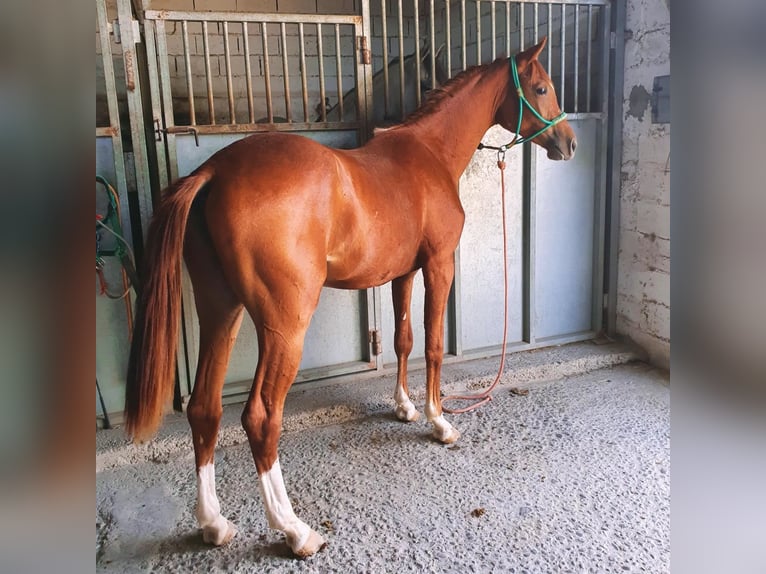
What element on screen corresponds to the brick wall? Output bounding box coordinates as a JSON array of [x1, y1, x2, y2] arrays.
[[616, 0, 670, 368]]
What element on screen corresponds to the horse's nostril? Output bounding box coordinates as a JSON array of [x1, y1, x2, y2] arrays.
[[570, 139, 577, 154]]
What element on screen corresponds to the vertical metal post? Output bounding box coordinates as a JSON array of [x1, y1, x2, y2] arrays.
[[242, 22, 255, 124], [522, 142, 537, 344], [151, 20, 176, 185], [606, 0, 625, 335], [335, 24, 344, 122], [490, 1, 496, 61], [381, 0, 390, 117], [299, 22, 309, 122], [317, 23, 327, 122], [181, 21, 195, 126], [519, 2, 525, 50], [559, 5, 566, 110], [547, 4, 552, 72], [202, 21, 215, 124], [116, 0, 153, 241], [533, 3, 538, 44], [397, 0, 405, 119], [429, 0, 436, 89], [360, 1, 374, 141], [460, 0, 466, 70], [262, 22, 274, 123], [414, 0, 421, 107], [476, 1, 481, 64], [445, 0, 451, 78], [281, 22, 292, 122], [223, 21, 236, 123], [506, 1, 511, 57], [585, 4, 603, 112], [96, 0, 131, 245], [574, 7, 580, 113]]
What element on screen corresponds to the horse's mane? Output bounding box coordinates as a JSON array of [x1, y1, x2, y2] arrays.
[[398, 59, 506, 126]]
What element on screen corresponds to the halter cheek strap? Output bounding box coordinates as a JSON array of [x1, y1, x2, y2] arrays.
[[478, 56, 567, 158]]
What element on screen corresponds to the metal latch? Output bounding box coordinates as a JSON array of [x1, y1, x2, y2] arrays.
[[154, 120, 200, 146], [358, 36, 371, 65], [369, 329, 382, 356]]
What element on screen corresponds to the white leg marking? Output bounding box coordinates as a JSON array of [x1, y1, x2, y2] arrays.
[[394, 383, 420, 422], [259, 459, 325, 557], [196, 463, 237, 545], [425, 403, 460, 444]]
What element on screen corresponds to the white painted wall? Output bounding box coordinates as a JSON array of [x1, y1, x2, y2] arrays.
[[616, 0, 670, 368]]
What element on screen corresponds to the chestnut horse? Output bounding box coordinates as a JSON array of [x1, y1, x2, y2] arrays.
[[125, 38, 575, 557]]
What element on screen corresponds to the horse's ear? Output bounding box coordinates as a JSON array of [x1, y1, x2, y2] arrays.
[[517, 37, 547, 67]]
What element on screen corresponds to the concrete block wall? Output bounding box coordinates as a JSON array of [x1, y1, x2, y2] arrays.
[[616, 0, 670, 368]]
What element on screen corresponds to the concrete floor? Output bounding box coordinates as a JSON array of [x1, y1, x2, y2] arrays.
[[96, 342, 669, 573]]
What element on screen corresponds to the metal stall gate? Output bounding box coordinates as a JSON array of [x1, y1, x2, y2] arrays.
[[96, 0, 618, 420], [142, 8, 379, 404]]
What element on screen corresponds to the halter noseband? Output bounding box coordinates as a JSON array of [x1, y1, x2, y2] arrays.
[[478, 56, 567, 158]]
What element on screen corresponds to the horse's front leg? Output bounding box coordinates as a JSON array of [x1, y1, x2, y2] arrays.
[[422, 256, 460, 444], [391, 271, 420, 422]]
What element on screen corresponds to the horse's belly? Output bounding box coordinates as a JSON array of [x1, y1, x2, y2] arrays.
[[324, 246, 417, 289]]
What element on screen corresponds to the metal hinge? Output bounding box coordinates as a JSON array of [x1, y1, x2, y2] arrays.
[[358, 36, 371, 65], [369, 329, 382, 356]]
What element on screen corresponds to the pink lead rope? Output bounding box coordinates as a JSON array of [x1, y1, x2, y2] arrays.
[[443, 159, 510, 414]]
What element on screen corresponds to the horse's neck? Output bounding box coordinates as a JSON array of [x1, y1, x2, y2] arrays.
[[409, 62, 509, 182]]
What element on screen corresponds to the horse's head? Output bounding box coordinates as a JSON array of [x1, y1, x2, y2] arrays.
[[495, 37, 577, 161]]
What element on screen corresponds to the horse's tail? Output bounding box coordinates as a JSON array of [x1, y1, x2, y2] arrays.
[[125, 169, 213, 441]]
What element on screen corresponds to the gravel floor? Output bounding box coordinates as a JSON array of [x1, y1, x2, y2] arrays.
[[96, 356, 668, 573]]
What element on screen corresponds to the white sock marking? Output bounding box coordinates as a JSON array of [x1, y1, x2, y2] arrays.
[[259, 459, 312, 552], [196, 463, 228, 534]]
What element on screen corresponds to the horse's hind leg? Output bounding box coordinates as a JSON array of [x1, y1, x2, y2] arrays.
[[185, 220, 244, 545], [391, 272, 420, 422], [240, 279, 326, 557]]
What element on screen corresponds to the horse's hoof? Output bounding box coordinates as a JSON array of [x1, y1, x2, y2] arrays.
[[395, 403, 420, 422], [292, 529, 326, 558], [434, 426, 460, 445], [202, 518, 238, 546]]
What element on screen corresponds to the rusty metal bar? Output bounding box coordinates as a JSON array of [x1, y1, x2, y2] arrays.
[[445, 0, 451, 78], [181, 21, 195, 125], [280, 22, 292, 122], [560, 4, 566, 110], [335, 23, 344, 122], [202, 21, 215, 124], [429, 0, 436, 88], [585, 6, 593, 112], [381, 0, 389, 117], [223, 21, 235, 123], [519, 2, 525, 50], [299, 22, 309, 122], [415, 0, 421, 107], [397, 0, 405, 119], [242, 22, 255, 124], [179, 121, 361, 133], [317, 23, 327, 121], [476, 1, 481, 64], [574, 5, 580, 112], [146, 11, 361, 24], [460, 0, 466, 70], [262, 22, 273, 123], [490, 1, 496, 60]]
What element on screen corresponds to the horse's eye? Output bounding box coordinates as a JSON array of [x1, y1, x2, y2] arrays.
[[536, 87, 547, 96]]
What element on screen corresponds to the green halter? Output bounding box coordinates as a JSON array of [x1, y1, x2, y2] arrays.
[[478, 56, 567, 157]]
